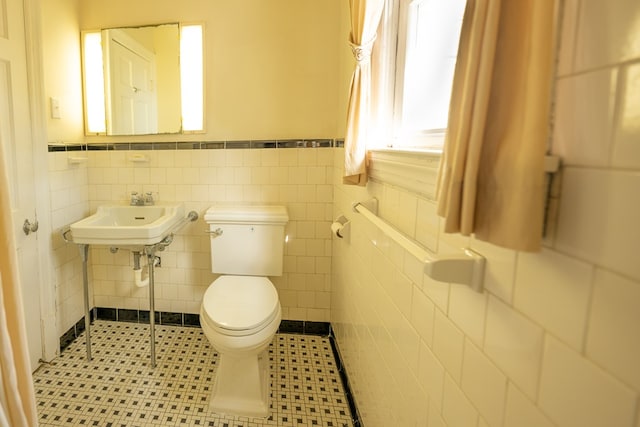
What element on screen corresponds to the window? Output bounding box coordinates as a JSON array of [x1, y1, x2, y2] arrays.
[[389, 0, 466, 149]]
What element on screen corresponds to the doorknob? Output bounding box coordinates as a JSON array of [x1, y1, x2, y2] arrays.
[[23, 219, 39, 235]]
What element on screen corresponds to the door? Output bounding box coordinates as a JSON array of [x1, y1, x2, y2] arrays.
[[0, 0, 44, 371]]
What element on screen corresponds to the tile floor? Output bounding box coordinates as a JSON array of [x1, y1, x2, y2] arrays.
[[33, 320, 355, 427]]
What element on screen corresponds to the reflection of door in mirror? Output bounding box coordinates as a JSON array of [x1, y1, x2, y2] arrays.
[[104, 29, 158, 135]]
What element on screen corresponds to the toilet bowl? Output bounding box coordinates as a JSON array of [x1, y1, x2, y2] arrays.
[[201, 205, 289, 418], [200, 275, 281, 417]]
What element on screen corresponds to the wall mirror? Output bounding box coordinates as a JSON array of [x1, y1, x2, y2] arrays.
[[82, 23, 203, 136]]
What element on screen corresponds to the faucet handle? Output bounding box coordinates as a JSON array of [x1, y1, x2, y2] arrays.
[[144, 191, 155, 205]]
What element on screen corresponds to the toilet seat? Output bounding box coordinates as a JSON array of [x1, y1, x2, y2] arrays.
[[202, 275, 280, 337]]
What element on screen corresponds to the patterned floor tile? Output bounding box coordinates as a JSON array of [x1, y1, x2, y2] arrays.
[[33, 321, 354, 427]]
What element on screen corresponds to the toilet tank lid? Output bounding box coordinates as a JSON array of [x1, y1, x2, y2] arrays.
[[204, 205, 289, 224]]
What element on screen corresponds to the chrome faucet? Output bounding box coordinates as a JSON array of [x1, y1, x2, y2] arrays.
[[130, 191, 155, 206]]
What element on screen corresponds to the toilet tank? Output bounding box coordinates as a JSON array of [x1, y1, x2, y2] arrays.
[[204, 205, 289, 276]]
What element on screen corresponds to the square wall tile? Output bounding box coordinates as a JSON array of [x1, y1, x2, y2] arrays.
[[442, 374, 478, 427], [410, 285, 435, 346], [448, 285, 487, 346], [461, 340, 507, 427], [484, 296, 544, 400], [514, 248, 593, 351], [539, 336, 636, 427], [552, 69, 617, 167], [555, 168, 640, 280], [428, 400, 447, 427], [574, 0, 640, 71], [415, 197, 439, 252], [586, 269, 640, 390], [504, 384, 554, 427], [557, 0, 578, 75], [417, 340, 445, 410], [612, 62, 640, 169], [433, 310, 465, 383], [469, 238, 517, 303], [421, 273, 450, 314]]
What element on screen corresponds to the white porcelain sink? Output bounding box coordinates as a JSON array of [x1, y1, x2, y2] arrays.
[[70, 203, 185, 246]]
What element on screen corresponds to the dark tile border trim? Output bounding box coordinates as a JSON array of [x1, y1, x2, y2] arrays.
[[59, 308, 97, 352], [59, 310, 360, 426], [329, 326, 362, 427], [60, 309, 335, 353], [94, 307, 198, 328], [48, 138, 336, 152], [277, 319, 331, 336]]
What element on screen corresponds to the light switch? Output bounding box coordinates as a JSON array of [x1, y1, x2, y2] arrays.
[[50, 97, 61, 119]]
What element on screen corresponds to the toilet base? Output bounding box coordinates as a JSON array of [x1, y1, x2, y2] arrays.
[[209, 349, 271, 418]]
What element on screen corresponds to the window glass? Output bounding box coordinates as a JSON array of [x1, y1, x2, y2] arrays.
[[393, 0, 466, 148]]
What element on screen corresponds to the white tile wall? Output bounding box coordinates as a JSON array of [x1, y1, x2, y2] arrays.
[[612, 62, 640, 168], [461, 340, 507, 427], [331, 0, 640, 425], [552, 68, 617, 167], [50, 147, 334, 329], [433, 309, 465, 384], [48, 152, 90, 337], [513, 249, 593, 351], [556, 168, 640, 280], [574, 0, 640, 70], [484, 296, 543, 400], [442, 374, 478, 427], [538, 336, 636, 427], [587, 269, 640, 390], [504, 384, 554, 427]]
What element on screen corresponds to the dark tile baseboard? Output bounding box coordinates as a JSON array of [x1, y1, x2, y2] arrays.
[[277, 319, 331, 336], [58, 310, 97, 352], [94, 307, 202, 327], [60, 308, 331, 353], [329, 331, 363, 426]]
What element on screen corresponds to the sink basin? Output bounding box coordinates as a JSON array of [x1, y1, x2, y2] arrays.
[[70, 203, 185, 246]]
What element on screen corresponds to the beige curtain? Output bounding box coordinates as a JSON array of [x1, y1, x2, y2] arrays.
[[343, 0, 385, 186], [436, 0, 556, 251], [0, 145, 38, 426]]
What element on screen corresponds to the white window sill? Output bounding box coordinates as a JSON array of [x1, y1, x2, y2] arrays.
[[368, 148, 442, 200]]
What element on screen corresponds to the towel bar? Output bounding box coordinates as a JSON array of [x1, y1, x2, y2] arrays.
[[353, 199, 485, 292]]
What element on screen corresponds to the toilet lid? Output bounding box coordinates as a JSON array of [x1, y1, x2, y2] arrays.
[[202, 275, 280, 332]]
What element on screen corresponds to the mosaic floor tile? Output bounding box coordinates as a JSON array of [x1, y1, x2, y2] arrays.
[[33, 320, 354, 427]]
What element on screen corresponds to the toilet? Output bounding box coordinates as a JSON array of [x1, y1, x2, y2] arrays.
[[200, 205, 288, 417]]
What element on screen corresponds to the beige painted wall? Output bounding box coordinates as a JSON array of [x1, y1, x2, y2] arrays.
[[79, 0, 348, 141], [41, 0, 84, 143]]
